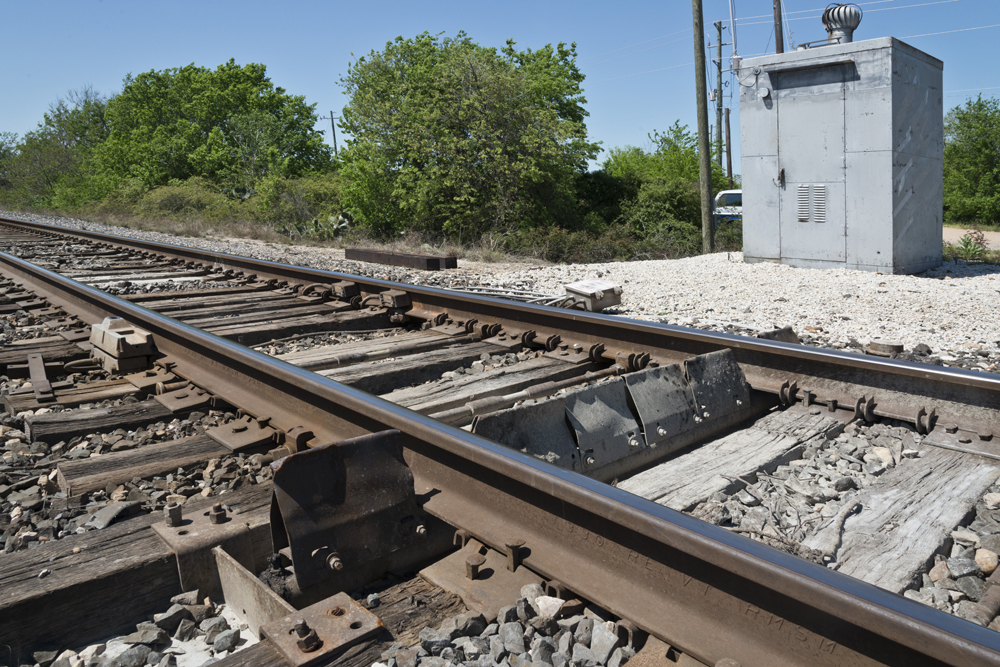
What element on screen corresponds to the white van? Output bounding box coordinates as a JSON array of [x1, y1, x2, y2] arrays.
[[713, 190, 742, 227]]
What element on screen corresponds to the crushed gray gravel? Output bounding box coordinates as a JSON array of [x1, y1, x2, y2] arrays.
[[4, 210, 996, 373]]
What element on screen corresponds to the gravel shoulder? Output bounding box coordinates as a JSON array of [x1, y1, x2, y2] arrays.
[[4, 210, 998, 371]]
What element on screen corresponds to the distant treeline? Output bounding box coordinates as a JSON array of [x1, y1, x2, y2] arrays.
[[0, 37, 744, 262]]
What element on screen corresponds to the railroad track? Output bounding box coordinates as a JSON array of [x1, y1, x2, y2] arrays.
[[1, 217, 999, 667]]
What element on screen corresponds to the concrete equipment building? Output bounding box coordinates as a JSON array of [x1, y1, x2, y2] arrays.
[[738, 7, 943, 274]]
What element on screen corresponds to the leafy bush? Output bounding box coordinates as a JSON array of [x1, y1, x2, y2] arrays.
[[137, 178, 236, 220]]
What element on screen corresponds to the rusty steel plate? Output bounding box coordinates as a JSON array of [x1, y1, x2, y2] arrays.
[[260, 592, 384, 667]]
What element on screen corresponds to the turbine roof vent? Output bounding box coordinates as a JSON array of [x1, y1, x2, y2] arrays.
[[822, 3, 863, 44]]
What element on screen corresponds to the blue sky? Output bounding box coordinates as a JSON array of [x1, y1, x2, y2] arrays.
[[2, 0, 996, 174]]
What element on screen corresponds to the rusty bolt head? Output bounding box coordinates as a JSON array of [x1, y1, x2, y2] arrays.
[[465, 553, 487, 580], [209, 502, 226, 524], [293, 620, 310, 637], [164, 502, 182, 527]]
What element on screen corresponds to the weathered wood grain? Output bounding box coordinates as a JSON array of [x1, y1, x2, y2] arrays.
[[804, 446, 1000, 593], [383, 356, 593, 417], [275, 331, 449, 371], [0, 483, 272, 657], [4, 378, 139, 414], [57, 434, 229, 496], [318, 342, 504, 395], [25, 398, 173, 445], [617, 410, 845, 511], [206, 310, 394, 346]]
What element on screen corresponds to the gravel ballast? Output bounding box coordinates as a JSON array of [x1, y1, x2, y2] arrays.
[[2, 210, 998, 370]]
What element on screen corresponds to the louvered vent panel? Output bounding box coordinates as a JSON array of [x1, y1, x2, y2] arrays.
[[813, 185, 827, 223], [797, 185, 810, 222]]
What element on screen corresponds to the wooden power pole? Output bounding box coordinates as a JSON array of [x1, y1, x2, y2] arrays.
[[725, 107, 733, 188], [715, 21, 724, 165], [774, 0, 785, 54], [693, 0, 714, 253]]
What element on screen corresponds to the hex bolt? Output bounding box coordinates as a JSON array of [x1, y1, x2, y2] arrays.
[[327, 553, 344, 571], [945, 424, 959, 434], [628, 438, 641, 448], [980, 432, 994, 442], [164, 502, 182, 527], [294, 620, 320, 653], [505, 538, 526, 572], [209, 503, 226, 524], [465, 553, 486, 580], [657, 426, 668, 437], [416, 524, 427, 536], [959, 437, 972, 444]]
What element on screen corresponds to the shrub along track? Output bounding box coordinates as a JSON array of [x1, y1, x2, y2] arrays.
[[1, 217, 1000, 667]]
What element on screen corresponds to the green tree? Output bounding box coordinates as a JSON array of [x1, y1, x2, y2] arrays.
[[0, 132, 17, 188], [338, 32, 600, 242], [2, 87, 110, 205], [602, 122, 727, 243], [944, 95, 1000, 225], [96, 60, 331, 193]]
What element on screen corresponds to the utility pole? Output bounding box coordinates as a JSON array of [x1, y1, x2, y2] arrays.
[[773, 0, 785, 54], [692, 0, 714, 253], [319, 111, 339, 156], [714, 21, 724, 165], [725, 107, 733, 188]]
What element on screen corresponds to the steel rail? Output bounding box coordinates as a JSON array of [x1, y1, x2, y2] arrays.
[[2, 216, 999, 441], [0, 249, 998, 664]]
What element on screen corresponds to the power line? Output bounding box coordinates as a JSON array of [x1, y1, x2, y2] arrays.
[[579, 28, 691, 62], [904, 22, 1000, 38], [736, 0, 960, 27], [589, 62, 694, 84], [945, 86, 1000, 93], [735, 0, 898, 22]]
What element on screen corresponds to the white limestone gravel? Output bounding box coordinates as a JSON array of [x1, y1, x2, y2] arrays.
[[3, 210, 998, 367]]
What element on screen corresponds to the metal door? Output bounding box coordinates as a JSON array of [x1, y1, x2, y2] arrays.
[[776, 64, 847, 262]]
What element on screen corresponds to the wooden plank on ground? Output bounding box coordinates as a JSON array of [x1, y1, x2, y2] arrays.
[[56, 434, 229, 496], [206, 310, 394, 346], [275, 331, 448, 371], [0, 340, 88, 368], [4, 378, 140, 414], [0, 482, 272, 658], [180, 303, 350, 328], [803, 447, 1000, 593], [123, 284, 276, 303], [617, 410, 845, 511], [382, 356, 594, 416], [319, 342, 504, 395], [26, 398, 174, 445]]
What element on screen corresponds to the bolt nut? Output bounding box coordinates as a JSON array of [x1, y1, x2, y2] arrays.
[[628, 438, 641, 448], [945, 424, 958, 434], [980, 432, 994, 442], [328, 553, 344, 571], [209, 502, 226, 524], [293, 620, 321, 652], [164, 502, 182, 527], [657, 426, 668, 437], [415, 524, 427, 536]]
